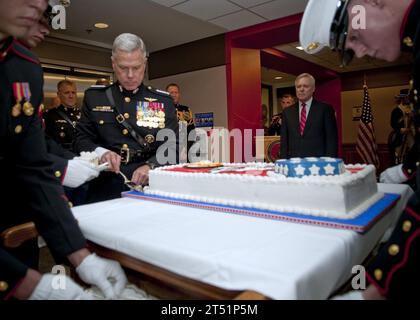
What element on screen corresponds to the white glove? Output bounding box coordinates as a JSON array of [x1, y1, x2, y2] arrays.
[[379, 164, 408, 184], [331, 290, 364, 300], [76, 253, 127, 299], [29, 274, 94, 300], [62, 159, 100, 188], [95, 147, 111, 160]]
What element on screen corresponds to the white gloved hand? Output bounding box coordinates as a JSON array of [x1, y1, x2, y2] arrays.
[[379, 164, 408, 184], [62, 159, 100, 188], [76, 253, 127, 299], [331, 290, 364, 300], [29, 274, 94, 300], [94, 147, 111, 160]]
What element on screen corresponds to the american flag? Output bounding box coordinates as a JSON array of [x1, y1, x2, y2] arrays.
[[356, 84, 380, 169]]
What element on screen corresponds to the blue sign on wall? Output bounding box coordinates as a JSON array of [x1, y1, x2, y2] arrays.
[[194, 112, 214, 128]]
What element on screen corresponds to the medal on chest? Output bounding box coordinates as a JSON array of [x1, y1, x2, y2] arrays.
[[12, 82, 34, 117], [137, 101, 166, 129]]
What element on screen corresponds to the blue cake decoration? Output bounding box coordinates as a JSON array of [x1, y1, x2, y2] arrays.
[[275, 157, 345, 178]]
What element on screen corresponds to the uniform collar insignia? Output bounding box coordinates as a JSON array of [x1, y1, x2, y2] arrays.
[[118, 84, 140, 95]]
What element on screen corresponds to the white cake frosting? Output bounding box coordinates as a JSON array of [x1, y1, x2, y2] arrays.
[[144, 162, 382, 220]]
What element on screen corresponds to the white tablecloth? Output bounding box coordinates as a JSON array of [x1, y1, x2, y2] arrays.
[[72, 184, 413, 300]]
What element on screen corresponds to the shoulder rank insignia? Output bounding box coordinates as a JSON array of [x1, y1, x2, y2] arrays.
[[146, 85, 170, 96], [86, 84, 111, 92], [156, 89, 170, 95]]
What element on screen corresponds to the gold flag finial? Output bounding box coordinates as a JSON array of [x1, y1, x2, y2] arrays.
[[363, 74, 368, 89]]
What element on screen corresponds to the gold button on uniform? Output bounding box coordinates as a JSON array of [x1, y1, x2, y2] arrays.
[[0, 281, 8, 292], [145, 134, 155, 143], [402, 220, 412, 232], [124, 97, 131, 103], [416, 162, 420, 167], [388, 244, 400, 256], [59, 132, 65, 138], [408, 169, 412, 174], [68, 201, 73, 208], [99, 120, 104, 125], [374, 269, 383, 281], [122, 144, 128, 149], [122, 129, 129, 135], [55, 171, 62, 178], [124, 113, 130, 119], [14, 125, 22, 134], [414, 89, 418, 95]]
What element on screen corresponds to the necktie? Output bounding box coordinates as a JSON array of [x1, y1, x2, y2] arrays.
[[300, 103, 307, 136]]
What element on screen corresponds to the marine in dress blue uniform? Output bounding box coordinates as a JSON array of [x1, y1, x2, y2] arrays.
[[0, 38, 86, 300], [75, 82, 179, 202], [366, 1, 420, 298], [43, 104, 81, 152], [300, 0, 420, 299], [175, 103, 196, 162]]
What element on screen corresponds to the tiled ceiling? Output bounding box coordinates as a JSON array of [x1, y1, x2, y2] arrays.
[[150, 0, 308, 31], [53, 0, 308, 53], [49, 0, 411, 77]]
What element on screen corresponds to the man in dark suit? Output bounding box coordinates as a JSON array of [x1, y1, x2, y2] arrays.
[[280, 73, 338, 159]]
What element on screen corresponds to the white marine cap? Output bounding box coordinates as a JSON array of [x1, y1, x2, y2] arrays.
[[299, 0, 354, 65], [49, 0, 71, 7], [48, 0, 60, 6]]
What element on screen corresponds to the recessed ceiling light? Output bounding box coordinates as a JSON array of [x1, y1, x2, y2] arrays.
[[275, 76, 283, 80], [94, 23, 109, 29], [296, 46, 304, 51]]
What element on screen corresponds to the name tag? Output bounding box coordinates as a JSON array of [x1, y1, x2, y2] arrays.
[[93, 106, 114, 112]]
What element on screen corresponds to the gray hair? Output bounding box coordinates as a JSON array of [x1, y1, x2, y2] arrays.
[[295, 73, 316, 87], [112, 33, 147, 59]]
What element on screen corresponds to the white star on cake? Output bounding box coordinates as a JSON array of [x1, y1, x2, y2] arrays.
[[324, 164, 336, 175], [294, 164, 305, 176], [309, 164, 320, 176]]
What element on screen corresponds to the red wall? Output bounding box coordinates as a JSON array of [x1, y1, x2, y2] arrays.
[[227, 48, 262, 134]]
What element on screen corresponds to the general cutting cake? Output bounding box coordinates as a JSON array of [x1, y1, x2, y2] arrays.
[[143, 158, 383, 220]]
